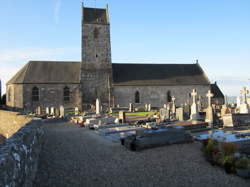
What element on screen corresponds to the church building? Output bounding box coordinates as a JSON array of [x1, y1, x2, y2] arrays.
[[6, 5, 224, 112]]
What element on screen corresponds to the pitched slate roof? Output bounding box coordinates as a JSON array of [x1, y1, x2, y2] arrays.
[[7, 61, 81, 84], [210, 83, 224, 98], [83, 7, 108, 24], [112, 63, 210, 86]]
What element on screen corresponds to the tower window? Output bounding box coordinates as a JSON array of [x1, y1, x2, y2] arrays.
[[32, 86, 39, 102], [135, 91, 140, 103], [94, 28, 99, 39], [64, 86, 70, 102]]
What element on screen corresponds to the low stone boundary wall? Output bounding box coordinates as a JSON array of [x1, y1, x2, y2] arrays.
[[0, 120, 44, 187]]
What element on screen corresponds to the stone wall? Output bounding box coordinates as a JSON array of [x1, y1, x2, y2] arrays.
[[6, 84, 23, 109], [0, 120, 44, 187], [23, 83, 81, 112], [0, 110, 31, 139], [113, 85, 210, 108]]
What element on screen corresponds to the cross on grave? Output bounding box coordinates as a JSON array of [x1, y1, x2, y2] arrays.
[[171, 96, 176, 114], [240, 87, 249, 104], [206, 90, 214, 107], [191, 89, 197, 104]]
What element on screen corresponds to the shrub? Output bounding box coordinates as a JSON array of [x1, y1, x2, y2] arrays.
[[221, 142, 238, 156], [235, 157, 250, 169], [204, 139, 219, 157]]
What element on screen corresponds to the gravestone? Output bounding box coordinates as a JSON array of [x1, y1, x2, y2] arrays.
[[163, 104, 167, 109], [36, 106, 41, 115], [172, 96, 176, 114], [159, 108, 170, 121], [148, 104, 151, 112], [197, 96, 202, 112], [75, 107, 79, 115], [240, 87, 249, 114], [59, 105, 64, 117], [129, 103, 134, 112], [183, 102, 190, 120], [46, 107, 49, 115], [205, 90, 214, 126], [119, 111, 126, 123], [96, 98, 101, 115], [237, 96, 241, 108], [145, 104, 148, 111], [50, 107, 55, 116], [221, 104, 231, 117], [190, 89, 200, 120], [55, 108, 60, 117], [176, 107, 184, 121]]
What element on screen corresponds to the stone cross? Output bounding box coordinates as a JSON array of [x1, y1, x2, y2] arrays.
[[206, 90, 214, 107], [191, 89, 197, 104], [240, 87, 249, 104]]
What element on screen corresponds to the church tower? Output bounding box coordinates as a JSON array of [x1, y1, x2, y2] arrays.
[[81, 4, 113, 109]]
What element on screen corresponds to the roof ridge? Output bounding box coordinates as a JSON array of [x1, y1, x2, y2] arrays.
[[23, 61, 32, 83]]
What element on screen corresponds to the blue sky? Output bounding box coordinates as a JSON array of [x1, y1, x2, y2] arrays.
[[0, 0, 249, 96]]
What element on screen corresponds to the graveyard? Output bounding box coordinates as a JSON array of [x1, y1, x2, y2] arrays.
[[2, 87, 250, 186]]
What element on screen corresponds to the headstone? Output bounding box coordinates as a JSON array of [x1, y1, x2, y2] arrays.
[[172, 96, 176, 114], [50, 107, 55, 116], [176, 107, 184, 121], [190, 89, 200, 120], [55, 108, 60, 117], [183, 102, 190, 120], [197, 96, 202, 112], [221, 104, 231, 117], [36, 106, 41, 115], [159, 108, 170, 121], [163, 104, 167, 109], [96, 98, 101, 115], [205, 90, 214, 126], [119, 111, 126, 123], [148, 104, 151, 112], [240, 87, 249, 114], [46, 107, 49, 115], [75, 107, 79, 115], [237, 96, 241, 108], [129, 103, 134, 112], [145, 104, 148, 111], [59, 105, 64, 117]]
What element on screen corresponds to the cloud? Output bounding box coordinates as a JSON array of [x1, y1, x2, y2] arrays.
[[54, 0, 62, 24]]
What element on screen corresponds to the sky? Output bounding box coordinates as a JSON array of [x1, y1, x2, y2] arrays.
[[0, 0, 249, 96]]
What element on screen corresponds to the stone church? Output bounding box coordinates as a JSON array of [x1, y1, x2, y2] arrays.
[[6, 5, 224, 112]]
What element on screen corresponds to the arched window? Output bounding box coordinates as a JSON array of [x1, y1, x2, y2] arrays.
[[32, 87, 39, 102], [167, 91, 171, 102], [64, 86, 70, 102], [8, 87, 12, 102], [135, 91, 140, 103]]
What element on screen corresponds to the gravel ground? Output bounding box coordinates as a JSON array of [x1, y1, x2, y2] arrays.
[[34, 122, 249, 187]]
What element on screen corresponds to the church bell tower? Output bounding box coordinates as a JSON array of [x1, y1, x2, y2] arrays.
[[81, 4, 113, 109]]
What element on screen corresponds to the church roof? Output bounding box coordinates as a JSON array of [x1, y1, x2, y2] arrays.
[[7, 61, 81, 84], [83, 7, 108, 24], [210, 82, 224, 98], [8, 61, 210, 86], [112, 63, 210, 86]]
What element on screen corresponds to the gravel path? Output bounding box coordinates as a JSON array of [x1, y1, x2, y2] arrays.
[[34, 121, 249, 187]]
